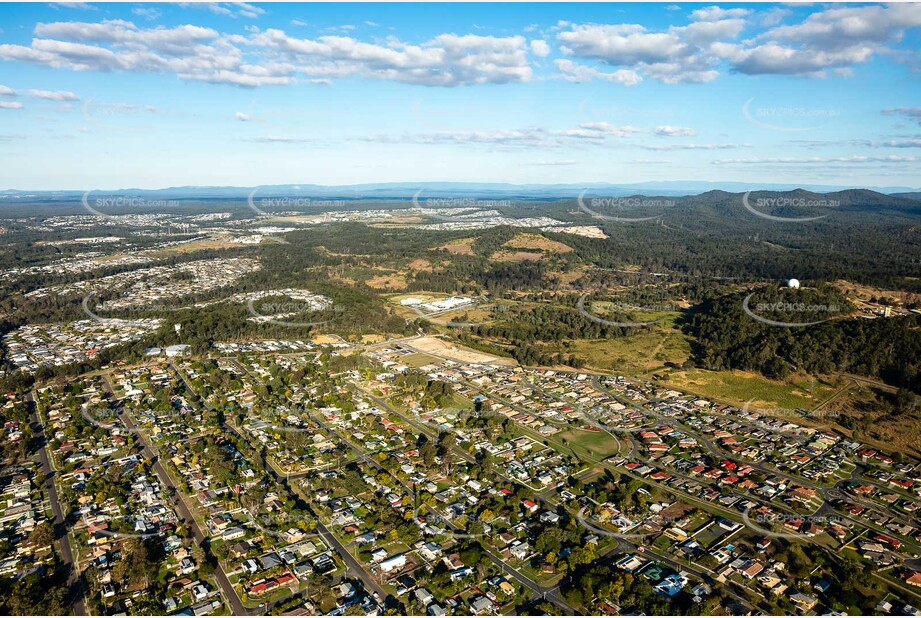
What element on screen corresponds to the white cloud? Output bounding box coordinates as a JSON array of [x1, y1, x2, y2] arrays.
[[530, 39, 550, 57], [132, 7, 161, 21], [571, 121, 643, 137], [91, 102, 157, 112], [34, 20, 220, 55], [231, 3, 265, 19], [524, 160, 579, 166], [182, 2, 265, 19], [554, 59, 641, 85], [235, 111, 252, 121], [715, 41, 874, 77], [689, 6, 751, 22], [5, 4, 918, 90], [883, 107, 921, 124], [28, 88, 79, 101], [889, 48, 921, 72], [249, 29, 533, 86], [795, 136, 921, 150], [290, 19, 308, 27], [555, 3, 921, 83], [185, 69, 294, 87], [683, 18, 747, 44], [245, 135, 318, 143], [864, 139, 921, 148], [766, 4, 921, 48], [559, 23, 685, 66], [724, 4, 921, 76], [714, 155, 917, 164], [555, 19, 735, 83], [362, 122, 713, 149], [0, 85, 16, 96], [0, 20, 287, 86], [364, 128, 551, 146], [642, 142, 748, 151], [0, 20, 535, 87], [364, 124, 636, 147], [758, 7, 789, 28], [321, 25, 356, 33], [653, 125, 695, 137], [49, 2, 97, 10], [0, 101, 23, 109]]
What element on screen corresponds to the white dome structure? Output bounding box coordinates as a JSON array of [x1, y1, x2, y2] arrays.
[[787, 279, 800, 289]]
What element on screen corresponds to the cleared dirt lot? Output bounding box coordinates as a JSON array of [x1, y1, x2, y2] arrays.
[[434, 237, 476, 255], [408, 336, 517, 366], [502, 232, 573, 254]]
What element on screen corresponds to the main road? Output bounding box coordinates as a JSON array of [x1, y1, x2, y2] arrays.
[[169, 360, 390, 605], [348, 383, 581, 614], [29, 391, 87, 616], [117, 408, 250, 616]]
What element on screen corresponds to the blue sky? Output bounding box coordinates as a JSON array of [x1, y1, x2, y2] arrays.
[[0, 2, 919, 190]]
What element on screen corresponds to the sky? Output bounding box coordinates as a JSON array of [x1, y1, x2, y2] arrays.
[[0, 1, 919, 190]]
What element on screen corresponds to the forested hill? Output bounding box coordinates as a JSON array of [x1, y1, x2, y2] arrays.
[[558, 188, 921, 229], [687, 287, 921, 393]]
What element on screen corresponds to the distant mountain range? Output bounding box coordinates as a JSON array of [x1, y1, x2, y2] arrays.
[[2, 181, 920, 200], [663, 188, 921, 224]]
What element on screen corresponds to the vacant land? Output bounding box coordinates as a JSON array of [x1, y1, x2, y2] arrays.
[[548, 267, 587, 285], [401, 352, 442, 368], [407, 258, 434, 271], [831, 279, 921, 306], [312, 334, 345, 345], [152, 235, 248, 255], [571, 334, 690, 375], [490, 233, 574, 262], [568, 313, 692, 375], [366, 273, 408, 290], [657, 368, 839, 411], [490, 250, 544, 262], [434, 237, 476, 255], [813, 381, 921, 457], [409, 336, 516, 366], [386, 292, 443, 304], [502, 232, 573, 254], [430, 307, 495, 324], [91, 235, 244, 265], [550, 225, 608, 239]]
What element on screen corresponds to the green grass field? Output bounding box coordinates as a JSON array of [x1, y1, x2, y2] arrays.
[[555, 427, 623, 458], [567, 313, 692, 375], [401, 352, 442, 367]]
